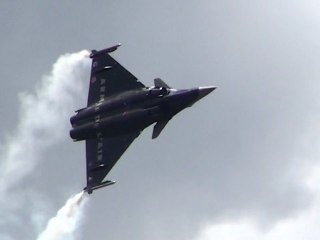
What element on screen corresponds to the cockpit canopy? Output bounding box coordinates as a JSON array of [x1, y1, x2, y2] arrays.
[[148, 86, 170, 97]]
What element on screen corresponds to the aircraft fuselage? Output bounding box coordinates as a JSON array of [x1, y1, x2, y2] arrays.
[[70, 86, 213, 141]]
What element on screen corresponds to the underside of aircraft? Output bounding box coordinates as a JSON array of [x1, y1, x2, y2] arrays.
[[70, 44, 216, 194]]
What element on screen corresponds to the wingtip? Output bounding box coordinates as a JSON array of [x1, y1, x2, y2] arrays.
[[89, 44, 122, 58]]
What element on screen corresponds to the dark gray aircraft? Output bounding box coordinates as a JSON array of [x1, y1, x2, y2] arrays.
[[70, 44, 216, 194]]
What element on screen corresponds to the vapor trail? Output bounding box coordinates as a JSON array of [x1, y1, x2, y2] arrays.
[[0, 50, 91, 239], [36, 191, 88, 240], [0, 50, 90, 194]]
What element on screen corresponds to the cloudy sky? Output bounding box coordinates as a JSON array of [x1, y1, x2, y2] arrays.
[[1, 1, 320, 239]]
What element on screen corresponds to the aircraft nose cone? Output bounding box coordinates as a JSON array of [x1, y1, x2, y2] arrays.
[[198, 86, 217, 99]]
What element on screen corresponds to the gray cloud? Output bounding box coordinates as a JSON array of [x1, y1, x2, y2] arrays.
[[1, 1, 320, 240]]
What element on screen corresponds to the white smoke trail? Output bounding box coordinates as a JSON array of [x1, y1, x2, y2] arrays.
[[36, 191, 88, 240], [0, 50, 91, 239], [0, 50, 90, 194]]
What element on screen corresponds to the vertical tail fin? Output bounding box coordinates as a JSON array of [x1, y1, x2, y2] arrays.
[[154, 78, 171, 89], [152, 119, 170, 139]]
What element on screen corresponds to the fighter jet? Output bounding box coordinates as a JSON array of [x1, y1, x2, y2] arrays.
[[70, 44, 216, 194]]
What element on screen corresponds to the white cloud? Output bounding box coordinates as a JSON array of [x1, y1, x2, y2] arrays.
[[195, 164, 320, 240]]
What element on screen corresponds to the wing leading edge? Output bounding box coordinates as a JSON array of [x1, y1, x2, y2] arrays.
[[85, 131, 141, 192], [87, 45, 145, 106]]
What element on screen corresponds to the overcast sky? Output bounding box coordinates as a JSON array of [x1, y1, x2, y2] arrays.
[[1, 1, 320, 240]]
